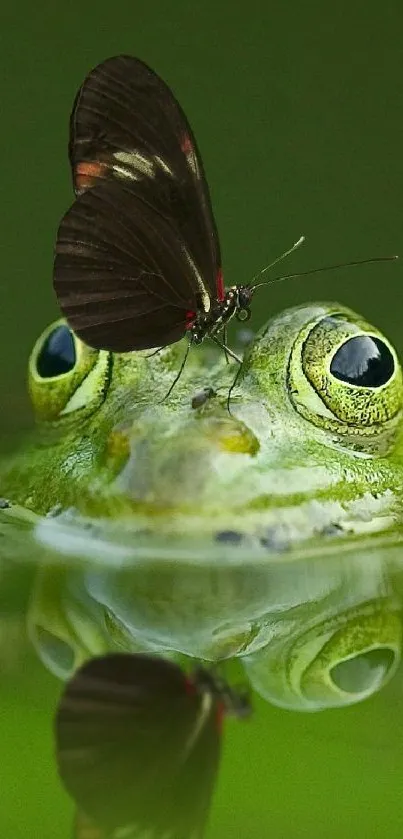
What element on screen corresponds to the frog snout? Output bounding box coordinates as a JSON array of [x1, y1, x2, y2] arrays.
[[113, 413, 259, 506]]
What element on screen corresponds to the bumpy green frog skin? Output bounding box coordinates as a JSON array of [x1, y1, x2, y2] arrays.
[[2, 302, 403, 711]]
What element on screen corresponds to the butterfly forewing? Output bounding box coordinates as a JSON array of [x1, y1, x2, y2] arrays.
[[56, 654, 221, 839], [54, 55, 222, 352], [69, 56, 217, 238]]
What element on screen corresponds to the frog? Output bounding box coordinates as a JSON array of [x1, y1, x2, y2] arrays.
[[1, 300, 403, 712]]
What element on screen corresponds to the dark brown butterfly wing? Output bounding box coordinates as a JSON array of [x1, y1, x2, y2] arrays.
[[56, 654, 221, 839], [54, 55, 223, 352], [69, 55, 221, 284], [54, 181, 200, 351]]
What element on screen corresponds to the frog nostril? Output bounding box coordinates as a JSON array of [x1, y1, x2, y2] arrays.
[[215, 530, 244, 544], [330, 648, 396, 694]]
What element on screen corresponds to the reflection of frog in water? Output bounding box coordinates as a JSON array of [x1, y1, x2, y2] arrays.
[[1, 302, 403, 710]]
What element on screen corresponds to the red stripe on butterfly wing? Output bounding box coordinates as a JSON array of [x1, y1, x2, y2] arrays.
[[216, 269, 225, 302], [74, 161, 110, 194]]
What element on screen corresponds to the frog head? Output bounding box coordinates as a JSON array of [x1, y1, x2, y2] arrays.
[[3, 302, 403, 710]]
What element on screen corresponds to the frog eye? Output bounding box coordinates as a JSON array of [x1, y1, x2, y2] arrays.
[[329, 335, 395, 388], [243, 605, 401, 710], [28, 319, 111, 421], [288, 308, 403, 441], [36, 323, 76, 378], [30, 626, 77, 680], [27, 565, 111, 680]]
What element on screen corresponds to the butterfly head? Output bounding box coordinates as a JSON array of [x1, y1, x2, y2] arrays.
[[235, 286, 254, 322]]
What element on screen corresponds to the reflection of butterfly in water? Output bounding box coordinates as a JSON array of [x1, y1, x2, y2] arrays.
[[55, 653, 251, 839]]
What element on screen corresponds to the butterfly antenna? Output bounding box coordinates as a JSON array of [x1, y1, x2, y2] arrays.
[[251, 254, 398, 292], [249, 235, 306, 287]]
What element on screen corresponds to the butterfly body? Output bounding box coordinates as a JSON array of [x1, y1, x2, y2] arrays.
[[189, 285, 253, 345]]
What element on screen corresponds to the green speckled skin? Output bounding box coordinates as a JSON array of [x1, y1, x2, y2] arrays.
[[2, 302, 403, 710]]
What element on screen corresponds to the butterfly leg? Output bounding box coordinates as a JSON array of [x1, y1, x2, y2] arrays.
[[226, 363, 244, 413], [210, 336, 242, 364], [209, 336, 244, 413], [145, 346, 164, 358], [222, 326, 230, 364], [160, 340, 192, 401]]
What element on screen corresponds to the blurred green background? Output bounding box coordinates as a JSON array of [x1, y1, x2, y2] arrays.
[[1, 2, 403, 837]]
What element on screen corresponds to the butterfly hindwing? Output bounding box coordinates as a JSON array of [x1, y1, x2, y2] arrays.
[[54, 181, 200, 351]]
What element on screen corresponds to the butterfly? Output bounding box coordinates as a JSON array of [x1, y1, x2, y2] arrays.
[[53, 55, 253, 361], [53, 55, 396, 395], [55, 653, 251, 839]]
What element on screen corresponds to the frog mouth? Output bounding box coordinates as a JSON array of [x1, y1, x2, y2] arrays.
[[33, 500, 403, 569], [30, 473, 400, 567]]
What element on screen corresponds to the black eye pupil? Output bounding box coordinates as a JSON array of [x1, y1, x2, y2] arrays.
[[37, 325, 76, 378], [330, 336, 394, 387]]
